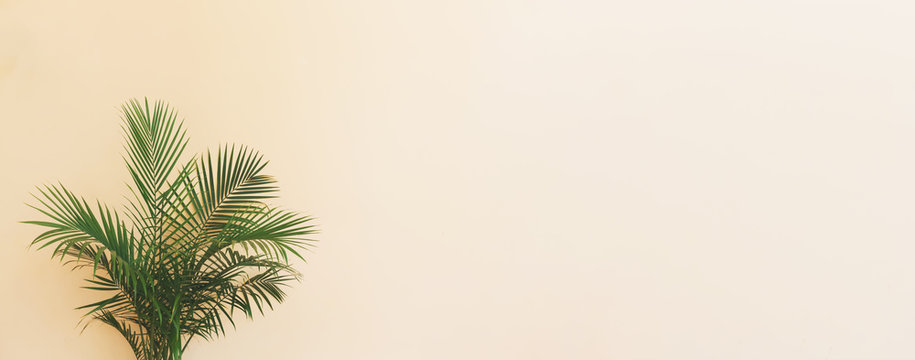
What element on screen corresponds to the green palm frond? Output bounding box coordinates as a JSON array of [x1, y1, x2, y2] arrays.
[[23, 99, 316, 360]]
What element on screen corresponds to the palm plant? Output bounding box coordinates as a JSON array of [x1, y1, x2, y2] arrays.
[[23, 99, 316, 360]]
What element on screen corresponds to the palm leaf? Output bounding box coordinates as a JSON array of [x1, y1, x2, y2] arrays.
[[23, 98, 316, 360]]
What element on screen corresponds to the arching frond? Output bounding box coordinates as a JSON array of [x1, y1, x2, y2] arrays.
[[23, 99, 316, 360]]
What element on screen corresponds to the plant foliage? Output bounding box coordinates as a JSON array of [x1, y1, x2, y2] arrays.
[[24, 99, 316, 360]]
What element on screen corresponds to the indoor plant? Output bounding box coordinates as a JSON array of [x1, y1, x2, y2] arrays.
[[23, 99, 316, 360]]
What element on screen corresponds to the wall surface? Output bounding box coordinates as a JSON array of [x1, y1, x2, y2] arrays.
[[3, 0, 915, 359]]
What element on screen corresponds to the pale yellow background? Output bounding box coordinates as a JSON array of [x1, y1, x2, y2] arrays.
[[2, 0, 915, 359]]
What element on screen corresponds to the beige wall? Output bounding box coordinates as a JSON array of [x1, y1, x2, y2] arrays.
[[3, 0, 915, 359]]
